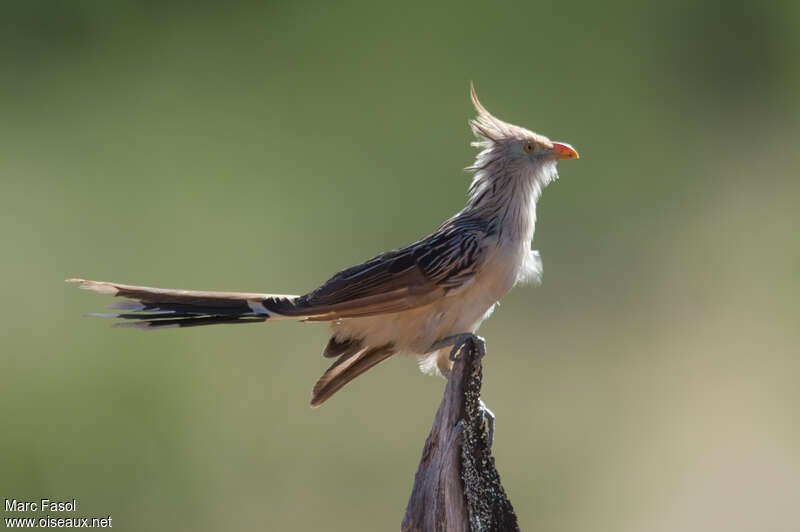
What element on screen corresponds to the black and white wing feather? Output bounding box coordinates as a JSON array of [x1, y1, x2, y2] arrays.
[[278, 215, 492, 320]]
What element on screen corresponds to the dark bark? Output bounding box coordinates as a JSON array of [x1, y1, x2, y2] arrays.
[[402, 338, 520, 532]]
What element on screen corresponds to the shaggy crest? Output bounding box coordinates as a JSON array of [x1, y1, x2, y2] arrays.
[[468, 82, 551, 148]]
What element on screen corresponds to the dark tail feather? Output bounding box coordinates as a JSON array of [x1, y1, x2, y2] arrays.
[[88, 300, 268, 329], [112, 316, 267, 330], [311, 344, 395, 407], [322, 336, 363, 358], [68, 278, 300, 329]]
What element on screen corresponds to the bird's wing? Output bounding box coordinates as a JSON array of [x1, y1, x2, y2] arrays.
[[279, 218, 490, 321]]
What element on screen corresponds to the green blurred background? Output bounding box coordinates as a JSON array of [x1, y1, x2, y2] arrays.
[[2, 1, 799, 530]]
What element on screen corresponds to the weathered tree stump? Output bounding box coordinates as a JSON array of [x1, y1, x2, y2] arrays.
[[402, 338, 520, 532]]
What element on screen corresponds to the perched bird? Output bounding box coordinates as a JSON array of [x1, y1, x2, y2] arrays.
[[69, 83, 578, 410]]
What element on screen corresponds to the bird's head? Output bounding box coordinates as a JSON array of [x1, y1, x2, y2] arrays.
[[466, 83, 578, 200]]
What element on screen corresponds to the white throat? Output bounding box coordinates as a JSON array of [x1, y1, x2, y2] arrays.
[[465, 160, 557, 243]]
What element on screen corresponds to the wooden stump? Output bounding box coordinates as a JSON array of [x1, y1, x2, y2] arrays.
[[402, 338, 520, 532]]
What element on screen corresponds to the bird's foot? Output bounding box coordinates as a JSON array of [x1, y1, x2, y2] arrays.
[[427, 333, 486, 362], [479, 397, 496, 447]]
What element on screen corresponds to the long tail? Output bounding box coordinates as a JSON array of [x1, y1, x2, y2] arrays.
[[68, 278, 303, 330]]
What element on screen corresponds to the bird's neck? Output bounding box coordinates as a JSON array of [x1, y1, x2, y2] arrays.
[[464, 164, 552, 243]]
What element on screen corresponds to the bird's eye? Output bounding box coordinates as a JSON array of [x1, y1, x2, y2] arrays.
[[523, 142, 536, 154]]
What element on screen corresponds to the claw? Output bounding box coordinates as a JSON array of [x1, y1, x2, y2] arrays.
[[449, 343, 461, 362], [479, 398, 495, 447], [427, 333, 486, 361]]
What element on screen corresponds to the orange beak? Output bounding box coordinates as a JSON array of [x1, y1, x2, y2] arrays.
[[550, 142, 579, 160]]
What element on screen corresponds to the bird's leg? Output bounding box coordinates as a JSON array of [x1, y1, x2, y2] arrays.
[[427, 333, 486, 361]]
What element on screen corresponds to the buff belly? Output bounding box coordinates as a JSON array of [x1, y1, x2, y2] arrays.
[[329, 239, 532, 375]]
